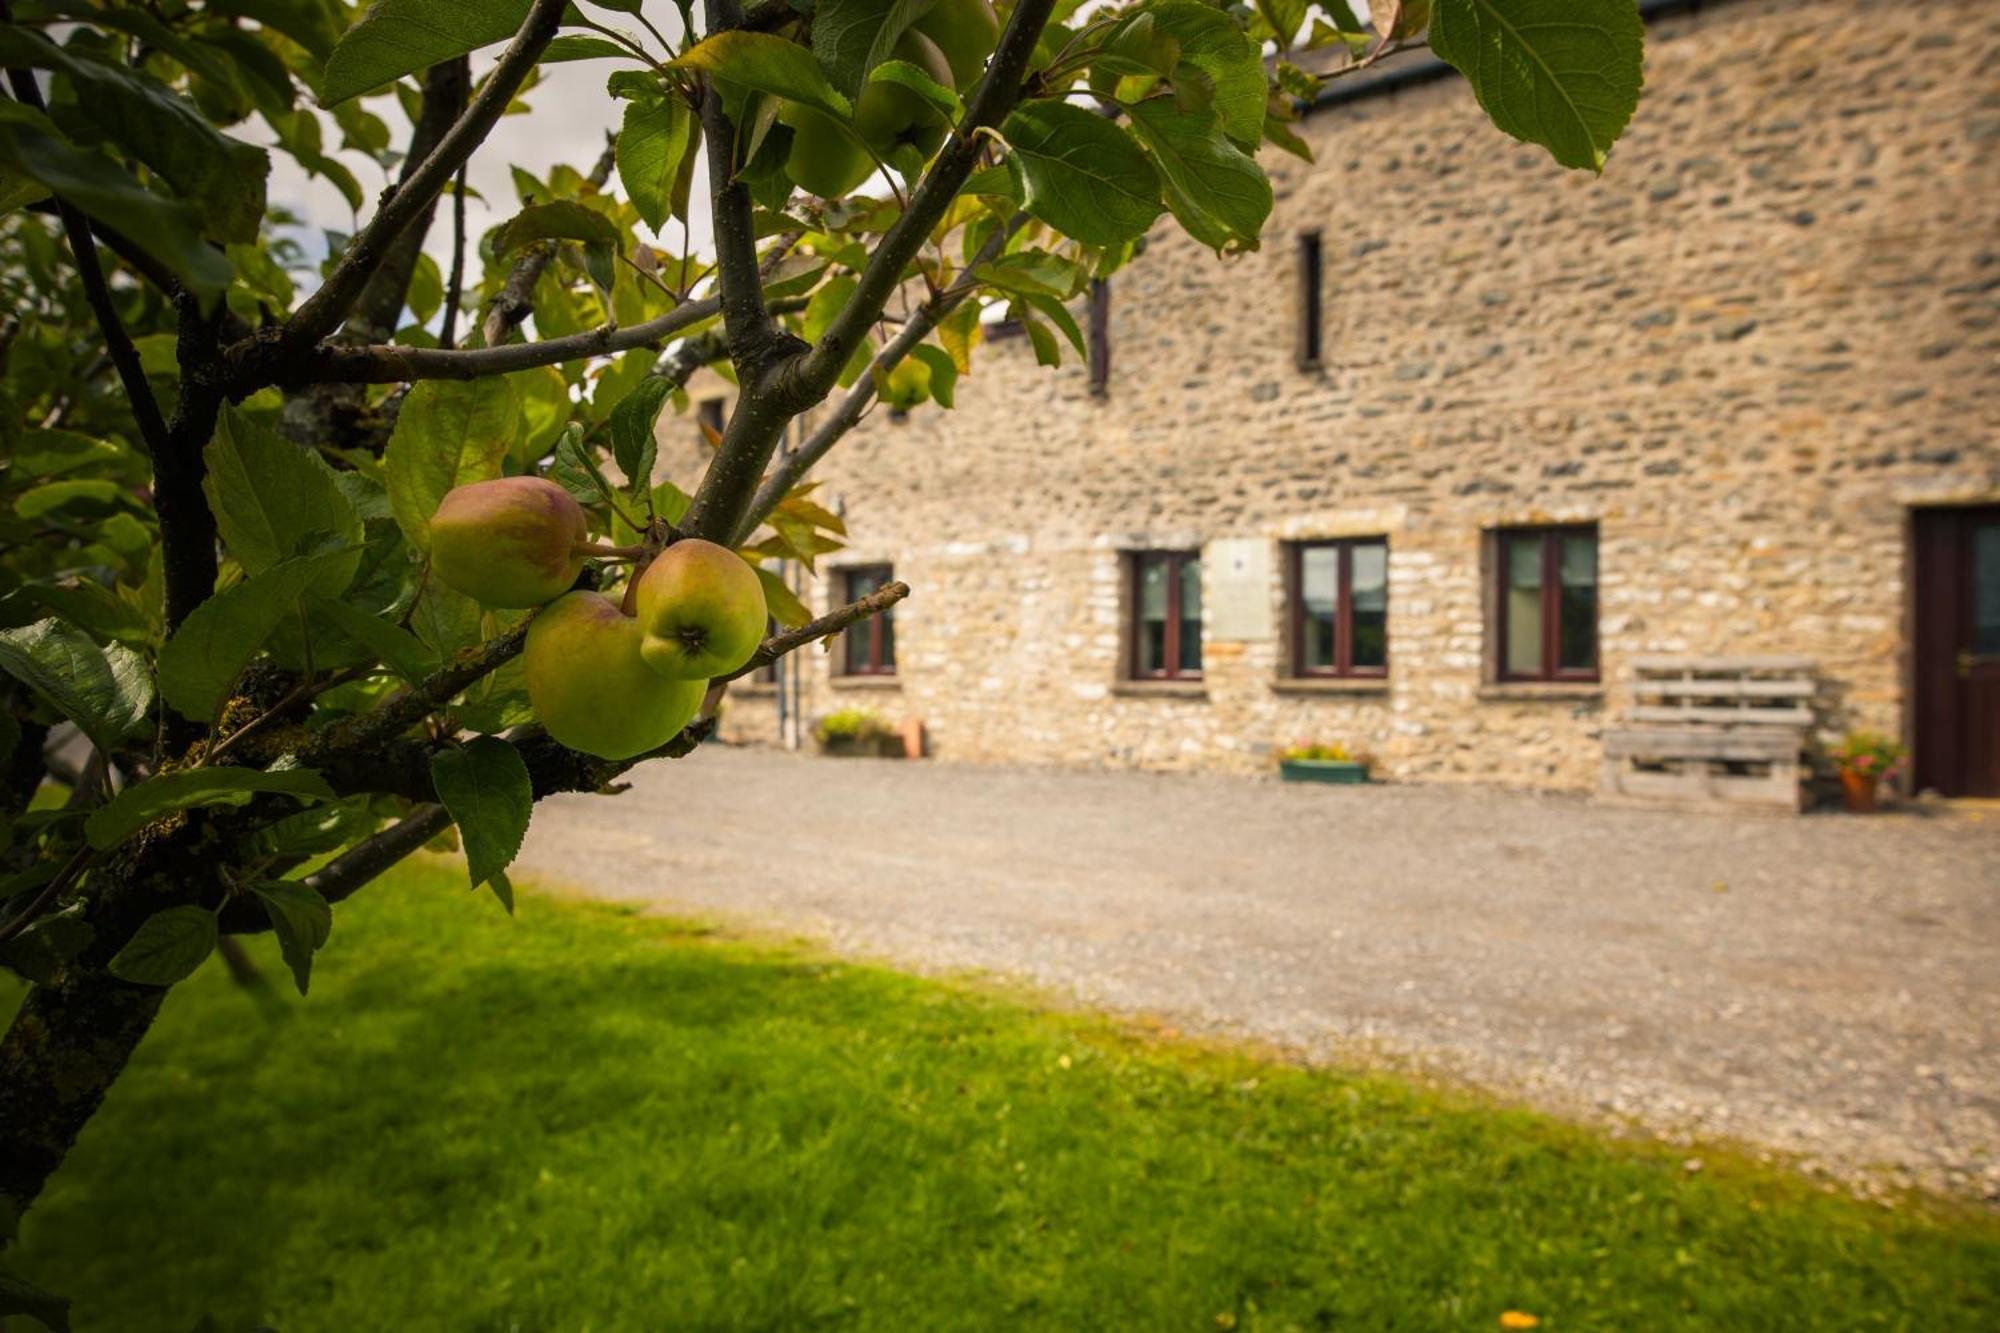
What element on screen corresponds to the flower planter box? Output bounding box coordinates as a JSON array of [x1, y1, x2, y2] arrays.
[[1280, 759, 1370, 785], [817, 734, 903, 759]]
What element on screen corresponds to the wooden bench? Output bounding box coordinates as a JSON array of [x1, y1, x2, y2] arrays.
[[1599, 656, 1816, 812]]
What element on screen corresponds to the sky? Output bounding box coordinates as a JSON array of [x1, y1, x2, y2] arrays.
[[264, 38, 711, 295]]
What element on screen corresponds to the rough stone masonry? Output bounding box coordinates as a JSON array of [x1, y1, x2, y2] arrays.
[[673, 0, 1999, 792]]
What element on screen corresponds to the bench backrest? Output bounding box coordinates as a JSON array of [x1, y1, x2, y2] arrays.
[[1623, 656, 1816, 728]]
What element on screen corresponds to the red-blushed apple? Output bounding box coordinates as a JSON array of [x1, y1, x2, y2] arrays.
[[634, 539, 768, 681], [430, 476, 589, 609], [524, 591, 706, 760]]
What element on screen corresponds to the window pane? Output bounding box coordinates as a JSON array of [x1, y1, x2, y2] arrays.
[[1178, 557, 1203, 673], [844, 619, 872, 673], [1351, 541, 1387, 669], [1558, 533, 1597, 671], [1976, 523, 2000, 655], [879, 609, 896, 669], [1300, 546, 1337, 670], [1504, 536, 1543, 677], [1137, 557, 1168, 675]]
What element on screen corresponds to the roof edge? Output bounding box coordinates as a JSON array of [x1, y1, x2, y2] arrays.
[[1308, 0, 1725, 114]]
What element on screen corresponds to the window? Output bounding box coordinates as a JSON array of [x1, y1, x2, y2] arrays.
[[1495, 526, 1598, 681], [1130, 551, 1202, 680], [696, 396, 726, 444], [1297, 231, 1323, 369], [1087, 278, 1111, 397], [1290, 538, 1388, 678], [840, 565, 896, 676]]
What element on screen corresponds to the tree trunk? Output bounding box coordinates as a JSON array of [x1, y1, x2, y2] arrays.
[[0, 970, 165, 1225]]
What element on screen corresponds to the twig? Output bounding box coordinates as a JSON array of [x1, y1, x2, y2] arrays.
[[272, 0, 568, 362], [268, 297, 721, 387], [315, 622, 533, 760], [0, 844, 94, 950], [735, 214, 1026, 543], [717, 581, 910, 683], [0, 53, 171, 461], [480, 137, 617, 348], [440, 162, 469, 349]]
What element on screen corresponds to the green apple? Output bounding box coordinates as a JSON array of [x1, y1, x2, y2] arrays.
[[429, 476, 588, 609], [881, 355, 931, 409], [854, 30, 955, 153], [634, 539, 769, 680], [524, 591, 707, 760], [913, 0, 1000, 89], [782, 105, 875, 199]]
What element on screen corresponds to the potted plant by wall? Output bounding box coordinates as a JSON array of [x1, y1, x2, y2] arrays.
[[1278, 742, 1371, 785], [815, 708, 902, 759], [1829, 731, 1905, 813]]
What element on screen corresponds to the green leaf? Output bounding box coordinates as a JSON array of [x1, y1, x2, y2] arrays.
[[0, 902, 93, 986], [21, 581, 148, 646], [1429, 0, 1645, 172], [907, 344, 957, 409], [0, 1264, 72, 1332], [0, 618, 153, 757], [547, 425, 608, 506], [107, 905, 216, 986], [1255, 0, 1309, 45], [1002, 102, 1162, 248], [320, 0, 534, 107], [507, 364, 574, 471], [0, 103, 231, 294], [802, 274, 859, 346], [0, 27, 269, 243], [617, 94, 696, 233], [491, 199, 622, 258], [491, 200, 619, 292], [305, 595, 441, 685], [384, 377, 521, 551], [544, 34, 633, 62], [670, 31, 853, 121], [866, 57, 962, 125], [430, 736, 532, 890], [406, 250, 445, 325], [812, 0, 931, 97], [157, 548, 357, 722], [610, 376, 671, 494], [1126, 98, 1272, 252], [1146, 2, 1267, 149], [203, 407, 363, 591], [13, 479, 120, 520], [755, 565, 812, 629], [408, 578, 482, 659], [251, 880, 333, 996], [86, 766, 334, 851]]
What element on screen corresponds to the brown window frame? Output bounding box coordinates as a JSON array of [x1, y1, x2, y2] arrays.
[[839, 565, 896, 676], [1288, 538, 1389, 679], [1297, 231, 1324, 370], [1087, 278, 1111, 397], [1494, 525, 1599, 683], [1128, 550, 1203, 682]]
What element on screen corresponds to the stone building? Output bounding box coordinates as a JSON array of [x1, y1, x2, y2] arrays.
[[681, 0, 2000, 795]]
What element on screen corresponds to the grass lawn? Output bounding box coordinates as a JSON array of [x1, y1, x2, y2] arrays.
[[7, 862, 1997, 1332]]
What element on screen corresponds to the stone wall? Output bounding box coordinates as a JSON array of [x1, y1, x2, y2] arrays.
[[689, 0, 2000, 791]]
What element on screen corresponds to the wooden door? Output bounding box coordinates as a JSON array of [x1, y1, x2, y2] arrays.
[[1913, 505, 2000, 796]]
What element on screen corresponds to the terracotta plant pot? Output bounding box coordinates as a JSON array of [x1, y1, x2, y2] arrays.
[[1839, 767, 1880, 814]]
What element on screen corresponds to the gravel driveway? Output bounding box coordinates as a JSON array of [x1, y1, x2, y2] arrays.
[[516, 746, 2000, 1198]]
